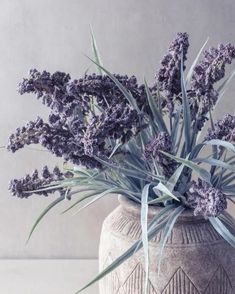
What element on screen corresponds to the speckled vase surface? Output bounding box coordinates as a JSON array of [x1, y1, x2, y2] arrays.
[[99, 196, 235, 294]]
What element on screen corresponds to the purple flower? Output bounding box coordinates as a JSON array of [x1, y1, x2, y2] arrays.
[[205, 113, 235, 142], [187, 180, 227, 218], [7, 117, 46, 152], [83, 102, 142, 157], [190, 44, 235, 130], [9, 166, 73, 198], [144, 132, 176, 177], [156, 32, 189, 113], [67, 73, 148, 111]]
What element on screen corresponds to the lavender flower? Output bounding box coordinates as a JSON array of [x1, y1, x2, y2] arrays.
[[144, 132, 176, 177], [83, 103, 142, 157], [9, 166, 73, 198], [7, 117, 46, 152], [205, 113, 235, 142], [187, 180, 227, 218], [190, 44, 235, 130], [156, 32, 189, 113], [67, 73, 148, 111]]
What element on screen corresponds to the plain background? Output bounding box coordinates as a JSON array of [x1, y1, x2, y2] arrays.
[[0, 0, 235, 263]]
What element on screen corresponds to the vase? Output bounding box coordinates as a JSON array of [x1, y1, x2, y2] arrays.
[[99, 196, 235, 294]]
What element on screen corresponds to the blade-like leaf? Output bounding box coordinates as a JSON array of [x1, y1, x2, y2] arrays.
[[61, 189, 103, 214], [90, 26, 103, 75], [144, 79, 169, 134], [73, 188, 118, 215], [152, 182, 180, 203], [27, 195, 65, 243], [217, 69, 235, 96], [162, 151, 211, 183], [94, 156, 163, 181], [141, 184, 151, 294], [186, 38, 209, 85], [193, 157, 235, 173], [158, 206, 185, 274], [108, 141, 122, 159], [180, 52, 191, 155], [204, 139, 235, 154], [209, 217, 235, 248], [87, 56, 140, 113]]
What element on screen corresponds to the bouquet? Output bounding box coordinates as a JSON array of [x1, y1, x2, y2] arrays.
[[7, 32, 235, 293]]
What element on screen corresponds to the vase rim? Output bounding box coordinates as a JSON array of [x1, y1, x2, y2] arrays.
[[118, 195, 207, 223]]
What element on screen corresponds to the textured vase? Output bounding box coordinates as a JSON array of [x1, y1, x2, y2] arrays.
[[99, 196, 235, 294]]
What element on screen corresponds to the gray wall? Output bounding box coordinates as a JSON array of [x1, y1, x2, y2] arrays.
[[0, 0, 235, 259]]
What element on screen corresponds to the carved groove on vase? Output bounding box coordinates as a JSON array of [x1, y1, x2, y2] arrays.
[[204, 265, 234, 294], [162, 267, 200, 294], [108, 211, 223, 245], [121, 263, 157, 294], [101, 254, 120, 294]]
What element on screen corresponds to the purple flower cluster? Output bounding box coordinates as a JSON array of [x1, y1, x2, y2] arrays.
[[190, 44, 235, 130], [156, 32, 189, 113], [187, 180, 227, 218], [9, 166, 73, 198], [144, 132, 176, 177], [8, 70, 145, 169], [67, 73, 148, 111], [205, 113, 235, 142], [83, 102, 142, 157]]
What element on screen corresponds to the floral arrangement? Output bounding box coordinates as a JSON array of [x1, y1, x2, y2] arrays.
[[7, 32, 235, 293]]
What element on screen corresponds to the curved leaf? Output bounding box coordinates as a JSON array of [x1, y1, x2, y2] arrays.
[[27, 195, 65, 243], [141, 184, 151, 294], [162, 151, 211, 183], [209, 217, 235, 248]]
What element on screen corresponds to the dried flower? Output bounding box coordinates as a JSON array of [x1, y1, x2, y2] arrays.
[[144, 132, 176, 177], [9, 166, 73, 198], [187, 180, 227, 217], [190, 44, 235, 130], [156, 32, 189, 113], [205, 113, 235, 142], [83, 103, 142, 157]]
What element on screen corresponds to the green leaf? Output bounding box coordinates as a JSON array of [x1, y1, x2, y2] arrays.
[[209, 217, 235, 248], [217, 69, 235, 96], [162, 151, 211, 183], [61, 189, 103, 214], [204, 139, 235, 154], [219, 211, 235, 230], [94, 156, 163, 182], [166, 159, 188, 192], [158, 206, 185, 274], [180, 52, 192, 155], [193, 157, 235, 173], [134, 204, 176, 254], [76, 219, 167, 293], [144, 79, 169, 134], [108, 141, 122, 159], [86, 56, 141, 113], [186, 38, 209, 85], [26, 195, 65, 243], [73, 188, 118, 215], [90, 26, 103, 76], [148, 194, 172, 204], [141, 184, 151, 294], [152, 182, 180, 203]]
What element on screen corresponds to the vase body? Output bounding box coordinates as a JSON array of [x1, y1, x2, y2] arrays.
[[99, 196, 235, 294]]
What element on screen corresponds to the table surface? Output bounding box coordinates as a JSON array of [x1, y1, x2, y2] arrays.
[[0, 259, 99, 294]]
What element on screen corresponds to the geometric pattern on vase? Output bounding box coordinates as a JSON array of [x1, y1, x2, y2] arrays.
[[119, 263, 157, 294], [102, 254, 121, 294], [161, 267, 200, 294], [204, 265, 234, 294]]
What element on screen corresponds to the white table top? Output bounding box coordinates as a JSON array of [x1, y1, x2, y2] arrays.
[[0, 259, 99, 294]]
